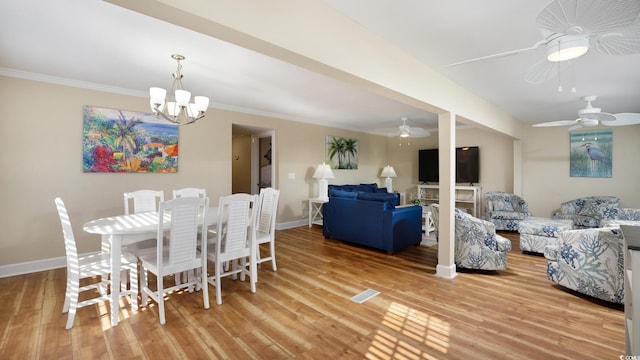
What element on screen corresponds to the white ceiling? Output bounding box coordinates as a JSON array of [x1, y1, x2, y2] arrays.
[[1, 0, 639, 135]]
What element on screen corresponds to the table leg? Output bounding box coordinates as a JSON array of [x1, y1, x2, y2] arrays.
[[110, 234, 122, 327]]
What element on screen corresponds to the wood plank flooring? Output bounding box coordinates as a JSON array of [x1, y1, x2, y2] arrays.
[[0, 226, 625, 359]]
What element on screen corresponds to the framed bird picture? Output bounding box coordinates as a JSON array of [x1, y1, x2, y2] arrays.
[[569, 129, 612, 178]]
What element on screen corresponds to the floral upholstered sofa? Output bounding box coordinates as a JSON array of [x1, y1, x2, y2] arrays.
[[485, 191, 531, 231], [431, 204, 512, 270], [552, 196, 620, 228], [544, 227, 624, 304]]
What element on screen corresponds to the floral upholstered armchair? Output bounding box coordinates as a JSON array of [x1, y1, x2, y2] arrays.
[[431, 204, 512, 270], [544, 227, 624, 304], [485, 191, 530, 231], [599, 207, 640, 227], [552, 196, 620, 228]]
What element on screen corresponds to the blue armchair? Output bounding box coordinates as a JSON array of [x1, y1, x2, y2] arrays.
[[431, 204, 512, 270], [485, 191, 530, 231]]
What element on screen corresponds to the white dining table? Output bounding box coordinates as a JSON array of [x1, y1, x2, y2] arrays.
[[82, 207, 218, 326]]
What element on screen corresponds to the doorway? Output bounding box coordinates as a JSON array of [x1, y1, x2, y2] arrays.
[[231, 124, 276, 195]]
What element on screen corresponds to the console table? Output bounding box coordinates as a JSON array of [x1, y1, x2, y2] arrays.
[[416, 184, 482, 217]]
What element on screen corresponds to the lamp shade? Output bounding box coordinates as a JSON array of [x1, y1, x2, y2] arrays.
[[313, 163, 335, 179], [380, 165, 397, 178]]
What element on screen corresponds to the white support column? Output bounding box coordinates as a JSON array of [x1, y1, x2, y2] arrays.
[[513, 139, 523, 196], [436, 112, 457, 279]]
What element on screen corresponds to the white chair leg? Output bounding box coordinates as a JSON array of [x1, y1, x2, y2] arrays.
[[129, 264, 138, 311], [215, 262, 222, 305], [65, 276, 80, 329], [250, 258, 257, 293], [270, 241, 277, 271], [140, 268, 149, 307], [62, 277, 71, 313], [201, 263, 210, 309], [157, 276, 166, 325]]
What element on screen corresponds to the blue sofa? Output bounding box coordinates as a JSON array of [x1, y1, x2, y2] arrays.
[[322, 184, 422, 253]]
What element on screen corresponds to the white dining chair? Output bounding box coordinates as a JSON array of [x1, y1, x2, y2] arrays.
[[208, 193, 258, 305], [138, 196, 210, 325], [172, 187, 207, 286], [124, 190, 165, 257], [255, 188, 280, 271], [124, 189, 164, 214], [55, 197, 138, 329], [172, 187, 206, 199]]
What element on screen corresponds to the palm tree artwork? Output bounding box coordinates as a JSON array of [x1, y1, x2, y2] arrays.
[[82, 106, 179, 173], [327, 136, 358, 169]]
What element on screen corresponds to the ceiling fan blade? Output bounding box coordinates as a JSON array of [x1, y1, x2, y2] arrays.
[[568, 123, 584, 131], [445, 40, 545, 67], [581, 111, 616, 122], [602, 113, 640, 126], [595, 24, 640, 56], [370, 127, 399, 136], [523, 58, 573, 84], [532, 119, 579, 127], [536, 0, 640, 35], [408, 127, 431, 138]]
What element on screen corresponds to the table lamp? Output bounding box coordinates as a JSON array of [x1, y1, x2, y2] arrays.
[[380, 165, 397, 192], [313, 163, 335, 200]]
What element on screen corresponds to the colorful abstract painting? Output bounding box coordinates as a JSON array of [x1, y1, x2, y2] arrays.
[[326, 136, 358, 169], [570, 129, 612, 178], [83, 106, 179, 173]]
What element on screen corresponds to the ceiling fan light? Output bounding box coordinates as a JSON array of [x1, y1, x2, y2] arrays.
[[547, 36, 589, 62], [582, 118, 599, 127], [399, 123, 410, 137]]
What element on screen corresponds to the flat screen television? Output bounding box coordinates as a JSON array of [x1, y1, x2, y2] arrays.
[[418, 146, 480, 184]]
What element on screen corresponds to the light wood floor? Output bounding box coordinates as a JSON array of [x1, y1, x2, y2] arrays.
[[0, 226, 625, 359]]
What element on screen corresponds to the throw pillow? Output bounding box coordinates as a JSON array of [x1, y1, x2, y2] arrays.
[[359, 183, 379, 193], [357, 192, 397, 207], [374, 187, 388, 193], [492, 196, 514, 212], [578, 199, 599, 217], [330, 189, 358, 199]]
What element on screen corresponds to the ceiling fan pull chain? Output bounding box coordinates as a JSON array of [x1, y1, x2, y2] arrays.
[[571, 62, 577, 93], [556, 51, 563, 92]]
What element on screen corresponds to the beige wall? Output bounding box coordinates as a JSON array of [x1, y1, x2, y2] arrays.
[[0, 76, 386, 266], [2, 75, 639, 269], [521, 125, 640, 217], [387, 127, 515, 208]]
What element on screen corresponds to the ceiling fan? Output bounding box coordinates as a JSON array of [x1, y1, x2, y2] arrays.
[[532, 95, 640, 130], [446, 0, 640, 84], [372, 117, 431, 138]]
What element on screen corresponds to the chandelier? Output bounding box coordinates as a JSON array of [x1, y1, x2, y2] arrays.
[[149, 54, 209, 126]]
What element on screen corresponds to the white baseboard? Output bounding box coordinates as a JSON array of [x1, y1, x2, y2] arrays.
[[275, 219, 307, 230], [0, 256, 66, 278], [436, 264, 457, 279]]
